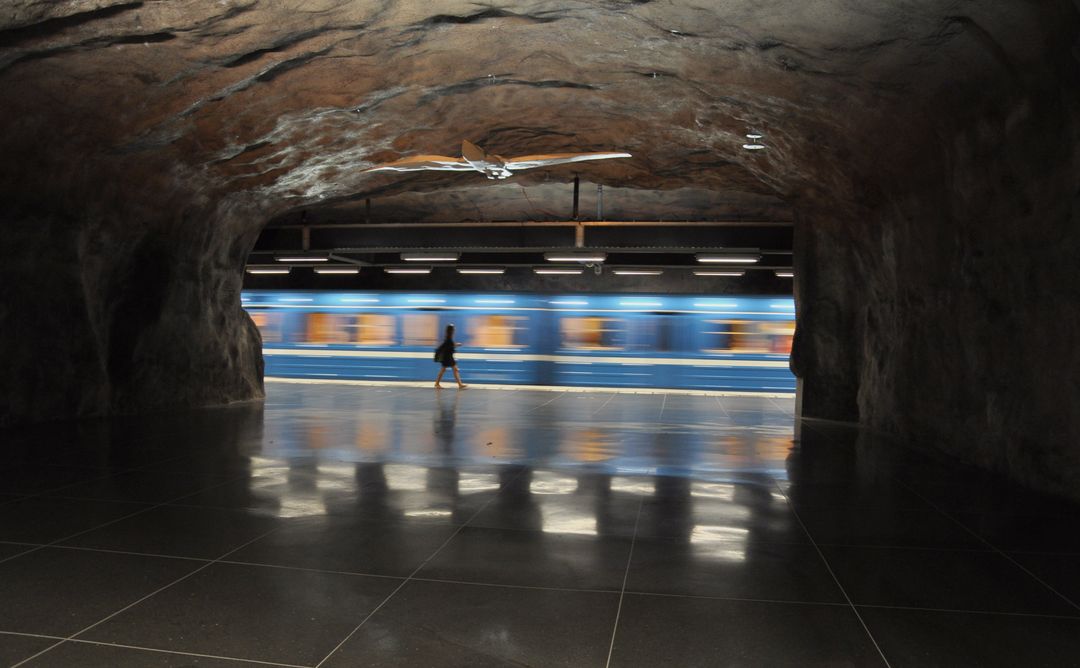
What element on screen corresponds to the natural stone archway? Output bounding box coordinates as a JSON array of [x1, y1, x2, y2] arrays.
[[1, 2, 1079, 498]]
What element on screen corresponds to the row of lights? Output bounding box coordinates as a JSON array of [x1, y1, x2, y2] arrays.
[[272, 251, 766, 264], [247, 266, 794, 278]]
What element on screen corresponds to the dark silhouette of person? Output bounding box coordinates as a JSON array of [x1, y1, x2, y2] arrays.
[[435, 323, 467, 389]]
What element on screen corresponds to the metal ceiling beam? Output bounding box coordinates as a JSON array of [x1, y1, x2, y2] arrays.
[[270, 220, 794, 230]]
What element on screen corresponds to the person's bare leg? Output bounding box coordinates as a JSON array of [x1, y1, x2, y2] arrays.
[[452, 366, 466, 388], [435, 367, 446, 388]]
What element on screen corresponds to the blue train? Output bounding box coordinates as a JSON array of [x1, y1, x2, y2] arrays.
[[242, 291, 796, 393]]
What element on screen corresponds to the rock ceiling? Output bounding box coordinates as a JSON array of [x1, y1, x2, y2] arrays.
[[1, 0, 1053, 225]]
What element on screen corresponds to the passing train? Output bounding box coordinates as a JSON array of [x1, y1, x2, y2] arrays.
[[242, 291, 797, 393]]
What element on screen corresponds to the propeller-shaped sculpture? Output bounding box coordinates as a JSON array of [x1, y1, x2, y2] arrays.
[[364, 140, 631, 180]]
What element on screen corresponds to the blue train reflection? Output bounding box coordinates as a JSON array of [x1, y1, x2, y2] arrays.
[[242, 291, 796, 392]]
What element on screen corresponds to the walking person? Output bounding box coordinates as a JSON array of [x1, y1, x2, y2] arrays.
[[434, 324, 467, 389]]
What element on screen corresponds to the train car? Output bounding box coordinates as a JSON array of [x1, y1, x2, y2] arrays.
[[241, 291, 796, 393]]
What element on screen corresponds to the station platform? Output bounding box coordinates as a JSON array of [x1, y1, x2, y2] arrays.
[[1, 381, 1079, 666]]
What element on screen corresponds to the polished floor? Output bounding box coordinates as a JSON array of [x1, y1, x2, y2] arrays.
[[2, 382, 1080, 667]]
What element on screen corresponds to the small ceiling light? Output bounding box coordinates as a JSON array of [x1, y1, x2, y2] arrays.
[[246, 266, 291, 275], [695, 253, 760, 264], [385, 267, 432, 274], [534, 267, 584, 275], [775, 270, 794, 278], [275, 255, 329, 262], [742, 131, 766, 150], [613, 269, 663, 276], [401, 252, 460, 262], [543, 252, 607, 263], [314, 267, 360, 275], [694, 271, 745, 277], [746, 132, 765, 140], [457, 267, 506, 274]]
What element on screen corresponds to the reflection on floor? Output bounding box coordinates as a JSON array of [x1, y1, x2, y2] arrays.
[[1, 382, 1079, 666]]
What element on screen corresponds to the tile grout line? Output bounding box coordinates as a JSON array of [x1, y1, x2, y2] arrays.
[[713, 395, 733, 421], [10, 525, 284, 668], [313, 468, 530, 668], [604, 496, 644, 668], [0, 473, 250, 568], [774, 480, 893, 668], [590, 393, 618, 417], [897, 482, 1080, 614], [32, 634, 310, 668]]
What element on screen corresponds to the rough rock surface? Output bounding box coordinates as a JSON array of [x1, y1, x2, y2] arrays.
[[1, 2, 1079, 497]]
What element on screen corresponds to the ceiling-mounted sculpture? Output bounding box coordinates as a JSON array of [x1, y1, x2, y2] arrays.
[[364, 140, 632, 180]]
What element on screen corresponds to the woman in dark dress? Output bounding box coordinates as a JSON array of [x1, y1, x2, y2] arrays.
[[435, 324, 467, 389]]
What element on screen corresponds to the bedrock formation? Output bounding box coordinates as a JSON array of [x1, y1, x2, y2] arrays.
[[1, 2, 1079, 497]]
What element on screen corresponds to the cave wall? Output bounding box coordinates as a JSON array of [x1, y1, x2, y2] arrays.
[[0, 168, 266, 425], [792, 6, 1080, 497]]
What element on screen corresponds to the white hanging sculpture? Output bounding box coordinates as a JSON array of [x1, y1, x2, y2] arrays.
[[364, 140, 631, 180]]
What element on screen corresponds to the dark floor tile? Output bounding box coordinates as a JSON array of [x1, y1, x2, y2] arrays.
[[0, 633, 59, 667], [59, 505, 280, 560], [860, 607, 1080, 668], [627, 538, 845, 603], [0, 466, 111, 495], [82, 561, 400, 666], [959, 513, 1080, 553], [0, 496, 150, 544], [227, 516, 457, 576], [1009, 552, 1080, 607], [40, 470, 237, 504], [22, 640, 283, 667], [418, 525, 631, 590], [785, 481, 934, 512], [911, 481, 1080, 516], [796, 507, 983, 548], [0, 542, 36, 562], [0, 547, 200, 637], [822, 545, 1078, 615], [465, 491, 641, 537], [635, 495, 808, 544], [609, 594, 885, 667], [322, 579, 619, 667]]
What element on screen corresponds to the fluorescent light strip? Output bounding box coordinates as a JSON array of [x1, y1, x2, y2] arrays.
[[341, 297, 379, 303], [276, 256, 329, 262], [742, 143, 766, 150], [408, 298, 446, 304], [620, 301, 662, 307], [551, 299, 588, 306], [544, 253, 606, 262], [534, 267, 584, 275], [314, 268, 359, 274], [401, 253, 460, 262], [694, 271, 745, 277], [775, 271, 794, 278], [457, 268, 506, 274], [385, 267, 432, 274], [694, 301, 738, 308], [246, 268, 291, 275], [613, 269, 663, 276], [476, 299, 515, 304], [696, 254, 760, 264], [279, 297, 313, 302]]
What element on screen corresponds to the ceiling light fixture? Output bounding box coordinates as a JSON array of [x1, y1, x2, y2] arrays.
[[543, 252, 607, 263], [457, 267, 506, 274], [385, 267, 432, 274], [694, 271, 745, 277], [695, 254, 760, 264], [401, 252, 460, 262], [613, 269, 663, 276], [275, 255, 329, 262], [314, 267, 360, 275], [775, 270, 794, 278], [246, 267, 291, 275], [534, 267, 584, 275], [743, 131, 766, 151]]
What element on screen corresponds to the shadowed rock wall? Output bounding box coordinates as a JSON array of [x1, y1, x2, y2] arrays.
[[792, 6, 1080, 497]]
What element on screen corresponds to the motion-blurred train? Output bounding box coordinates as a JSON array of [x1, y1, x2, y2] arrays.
[[242, 291, 796, 393]]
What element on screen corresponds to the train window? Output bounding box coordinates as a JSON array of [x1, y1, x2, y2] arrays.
[[356, 313, 395, 346], [249, 311, 283, 343], [703, 320, 768, 353], [402, 313, 439, 346], [469, 315, 526, 348], [761, 320, 795, 354], [561, 317, 624, 350], [306, 313, 351, 344]]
